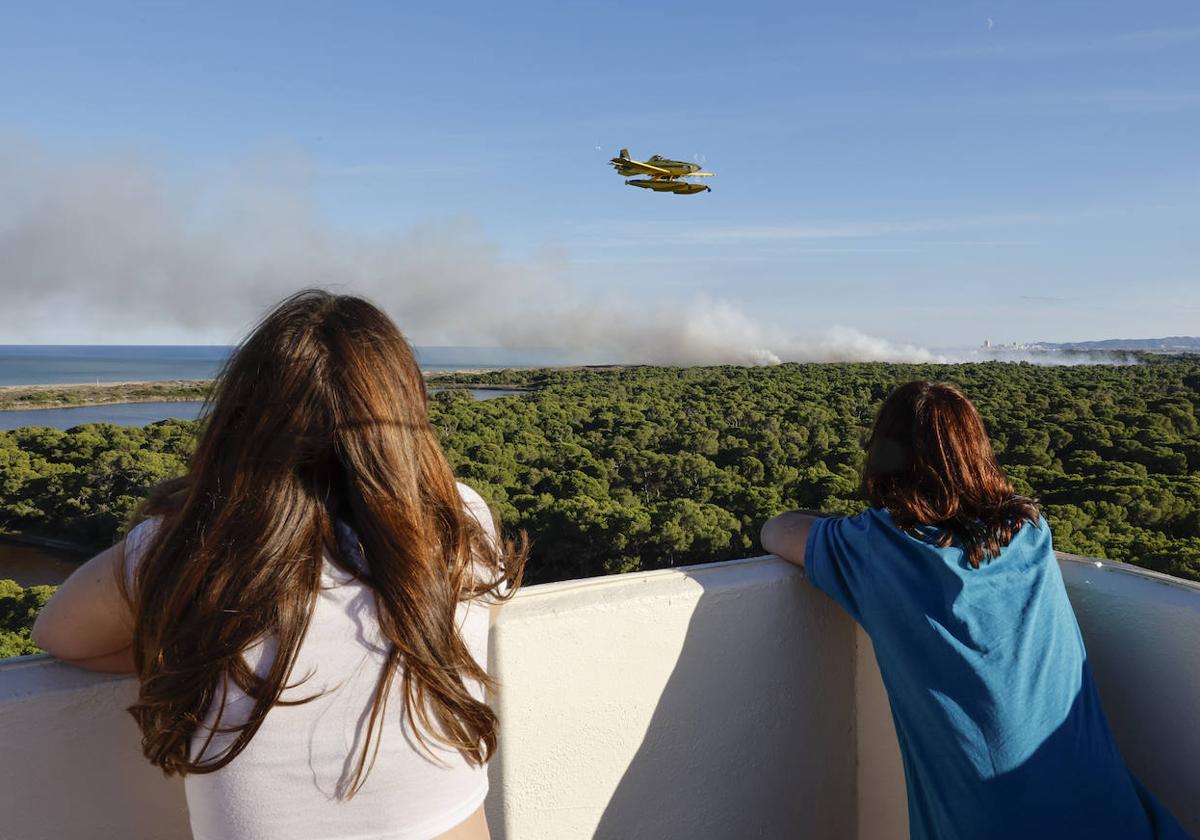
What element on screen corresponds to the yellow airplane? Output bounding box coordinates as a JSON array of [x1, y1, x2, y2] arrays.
[[610, 148, 713, 194]]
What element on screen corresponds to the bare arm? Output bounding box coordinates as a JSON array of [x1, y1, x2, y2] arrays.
[[31, 541, 136, 673], [761, 510, 828, 570]]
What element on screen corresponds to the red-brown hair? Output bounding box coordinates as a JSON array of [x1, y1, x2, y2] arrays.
[[863, 381, 1039, 568], [122, 290, 526, 794]]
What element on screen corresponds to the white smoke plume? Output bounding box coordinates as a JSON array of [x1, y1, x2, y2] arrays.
[[0, 138, 939, 364], [497, 300, 941, 366], [952, 348, 1138, 366]]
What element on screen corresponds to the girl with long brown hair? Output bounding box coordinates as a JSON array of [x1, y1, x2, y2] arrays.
[[762, 381, 1189, 840], [33, 290, 526, 840]]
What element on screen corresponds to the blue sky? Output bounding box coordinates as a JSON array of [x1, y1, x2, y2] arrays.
[[1, 0, 1197, 349]]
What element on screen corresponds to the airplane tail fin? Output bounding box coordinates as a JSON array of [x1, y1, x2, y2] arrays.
[[618, 148, 630, 159]]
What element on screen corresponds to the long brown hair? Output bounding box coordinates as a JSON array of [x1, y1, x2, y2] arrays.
[[122, 290, 526, 793], [863, 381, 1039, 568]]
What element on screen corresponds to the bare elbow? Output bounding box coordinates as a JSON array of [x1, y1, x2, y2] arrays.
[[760, 512, 814, 569], [29, 612, 54, 656], [760, 515, 794, 563], [28, 594, 90, 661], [29, 604, 75, 659], [760, 517, 782, 557]]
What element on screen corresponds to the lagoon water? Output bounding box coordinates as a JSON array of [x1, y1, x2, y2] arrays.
[[0, 542, 85, 587], [0, 401, 209, 432], [0, 390, 521, 432]]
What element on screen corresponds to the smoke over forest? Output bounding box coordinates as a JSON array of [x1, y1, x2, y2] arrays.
[[0, 140, 1109, 366]]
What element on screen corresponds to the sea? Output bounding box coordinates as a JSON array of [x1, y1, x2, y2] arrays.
[[0, 344, 572, 386], [0, 344, 553, 584]]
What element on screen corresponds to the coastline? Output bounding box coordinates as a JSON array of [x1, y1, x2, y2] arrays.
[[0, 380, 211, 411], [0, 371, 544, 412]]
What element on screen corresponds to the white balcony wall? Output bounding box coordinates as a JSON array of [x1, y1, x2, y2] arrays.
[[1057, 554, 1200, 836], [0, 656, 191, 840], [485, 557, 857, 839], [1, 553, 1197, 840]]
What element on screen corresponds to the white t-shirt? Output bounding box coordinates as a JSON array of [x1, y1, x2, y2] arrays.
[[124, 482, 496, 840]]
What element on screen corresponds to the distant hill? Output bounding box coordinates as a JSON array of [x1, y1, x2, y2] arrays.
[[1036, 336, 1200, 352]]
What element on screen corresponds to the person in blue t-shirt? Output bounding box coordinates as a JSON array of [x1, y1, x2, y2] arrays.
[[762, 380, 1192, 840]]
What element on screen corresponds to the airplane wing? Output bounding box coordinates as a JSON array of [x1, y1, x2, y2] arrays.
[[612, 159, 673, 176]]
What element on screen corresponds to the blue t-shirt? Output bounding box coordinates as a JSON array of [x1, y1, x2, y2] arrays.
[[805, 509, 1191, 840]]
